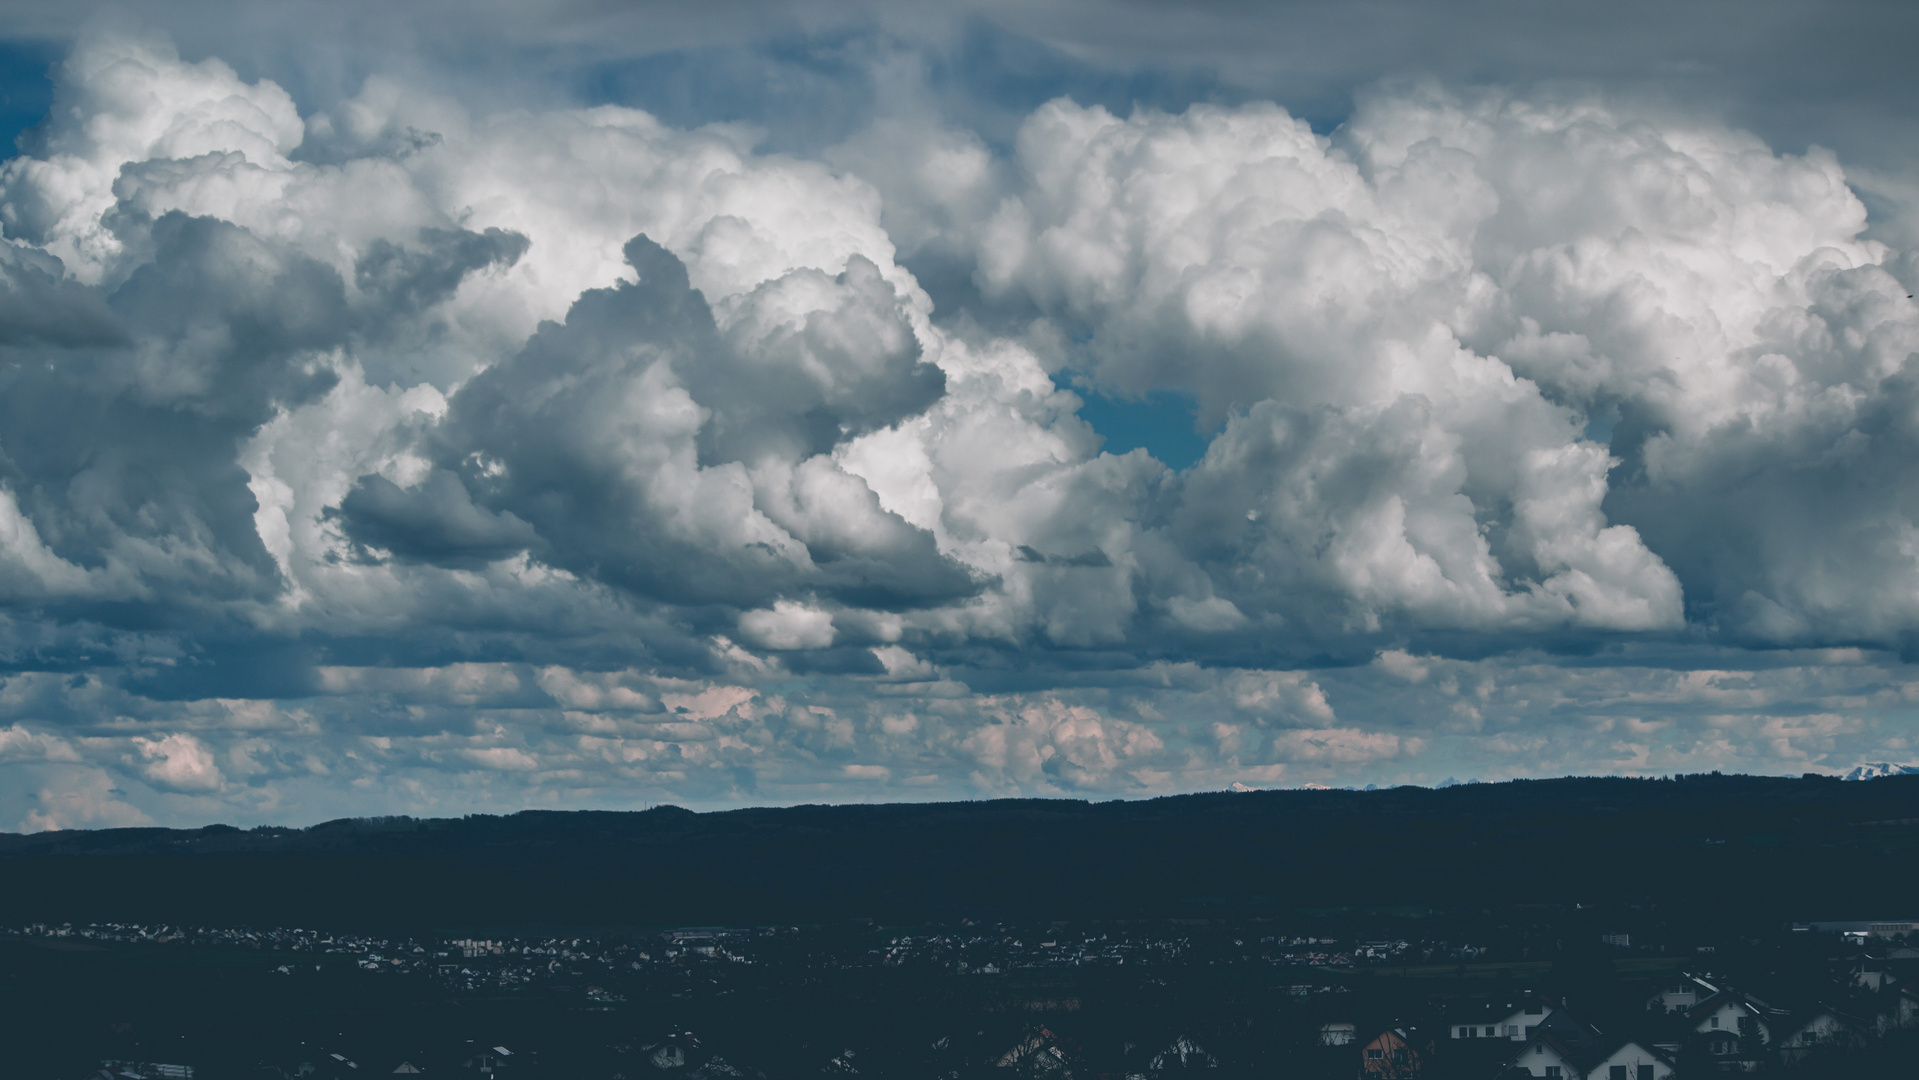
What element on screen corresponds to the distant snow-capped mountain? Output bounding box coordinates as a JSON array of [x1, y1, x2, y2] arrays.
[[1840, 762, 1919, 781]]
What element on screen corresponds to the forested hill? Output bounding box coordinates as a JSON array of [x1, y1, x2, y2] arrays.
[[4, 774, 1917, 929]]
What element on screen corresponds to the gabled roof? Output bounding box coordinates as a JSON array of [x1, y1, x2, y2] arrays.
[[1647, 973, 1719, 998], [1148, 1035, 1214, 1070], [1591, 1038, 1676, 1068], [1515, 1031, 1601, 1077], [1454, 992, 1556, 1024], [1777, 1005, 1865, 1037], [994, 1025, 1068, 1069], [1685, 990, 1769, 1025], [1532, 1005, 1604, 1053], [1363, 1028, 1411, 1045]]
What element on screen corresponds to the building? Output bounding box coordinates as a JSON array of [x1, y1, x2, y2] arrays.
[[1360, 1029, 1422, 1078], [1775, 1008, 1861, 1064], [1797, 920, 1919, 940], [1510, 1033, 1584, 1079], [1503, 1034, 1673, 1080], [1586, 1040, 1676, 1080], [94, 1064, 194, 1080], [1450, 993, 1553, 1041], [1645, 974, 1718, 1014], [1685, 989, 1774, 1067], [1148, 1035, 1216, 1070], [1318, 1022, 1356, 1047]]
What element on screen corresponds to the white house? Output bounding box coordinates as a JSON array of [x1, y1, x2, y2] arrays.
[[1318, 1022, 1356, 1047], [1510, 1034, 1583, 1079], [1587, 1041, 1675, 1080], [1645, 974, 1717, 1014], [1776, 1009, 1858, 1064], [1853, 966, 1893, 991], [1877, 987, 1919, 1033], [1690, 993, 1769, 1040], [1452, 995, 1554, 1040], [1447, 1008, 1508, 1041]]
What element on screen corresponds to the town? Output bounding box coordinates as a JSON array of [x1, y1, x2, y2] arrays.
[[9, 913, 1918, 1078]]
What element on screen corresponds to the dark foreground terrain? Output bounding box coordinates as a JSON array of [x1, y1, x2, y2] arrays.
[[5, 774, 1919, 1078], [5, 773, 1919, 928]]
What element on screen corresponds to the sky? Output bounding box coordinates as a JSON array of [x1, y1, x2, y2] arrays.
[[2, 0, 1919, 830]]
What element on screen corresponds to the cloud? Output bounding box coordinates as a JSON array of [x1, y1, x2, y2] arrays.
[[334, 469, 543, 568], [0, 22, 1914, 821], [960, 700, 1167, 792], [0, 724, 81, 762], [132, 732, 225, 792], [1270, 727, 1406, 764], [20, 771, 152, 832], [0, 31, 303, 283], [739, 601, 837, 651]]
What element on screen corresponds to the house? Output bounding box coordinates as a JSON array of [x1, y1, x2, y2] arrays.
[[994, 1026, 1073, 1076], [1505, 1036, 1674, 1080], [1585, 1040, 1676, 1080], [1498, 1002, 1635, 1079], [1529, 1008, 1604, 1059], [1359, 1029, 1421, 1078], [1317, 1022, 1356, 1047], [1875, 985, 1919, 1032], [1686, 990, 1772, 1054], [1509, 1033, 1585, 1079], [1147, 1036, 1215, 1070], [96, 1064, 195, 1080], [1851, 963, 1894, 991], [1645, 974, 1718, 1014], [1446, 1001, 1510, 1041], [635, 1031, 705, 1073], [1774, 1008, 1861, 1064], [1451, 993, 1554, 1041], [1801, 919, 1919, 939]]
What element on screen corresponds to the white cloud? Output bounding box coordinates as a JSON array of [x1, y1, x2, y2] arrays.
[[871, 645, 935, 681], [20, 771, 153, 832], [458, 746, 540, 771], [0, 724, 81, 762], [739, 601, 837, 650], [1375, 650, 1430, 683], [132, 732, 225, 792], [1270, 728, 1406, 763], [0, 31, 303, 283]]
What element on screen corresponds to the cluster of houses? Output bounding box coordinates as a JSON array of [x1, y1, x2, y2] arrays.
[[49, 918, 1919, 1079], [1378, 990, 1682, 1079], [1354, 955, 1919, 1077]]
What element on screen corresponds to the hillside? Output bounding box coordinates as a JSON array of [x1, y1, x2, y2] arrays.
[[4, 773, 1917, 929]]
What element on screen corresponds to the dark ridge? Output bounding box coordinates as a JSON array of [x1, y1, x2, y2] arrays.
[[3, 774, 1916, 930]]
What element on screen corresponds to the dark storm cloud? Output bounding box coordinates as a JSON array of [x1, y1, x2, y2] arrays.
[[353, 225, 530, 325], [0, 211, 351, 613], [411, 235, 974, 609], [334, 470, 544, 568], [0, 241, 122, 346]]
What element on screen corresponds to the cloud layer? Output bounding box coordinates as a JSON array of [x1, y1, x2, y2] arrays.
[[1, 24, 1917, 828]]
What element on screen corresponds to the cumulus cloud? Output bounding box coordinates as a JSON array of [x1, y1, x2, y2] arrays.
[[0, 724, 81, 762], [133, 732, 225, 792], [0, 23, 1915, 823], [739, 601, 838, 651], [20, 771, 152, 832], [960, 700, 1167, 792]]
